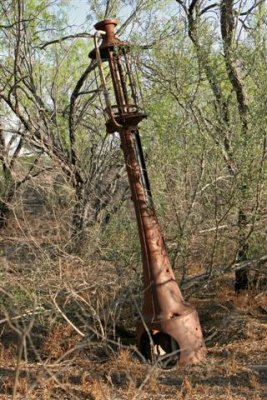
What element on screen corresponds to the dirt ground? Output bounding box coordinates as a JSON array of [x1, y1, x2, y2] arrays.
[[0, 194, 266, 399], [0, 285, 266, 400]]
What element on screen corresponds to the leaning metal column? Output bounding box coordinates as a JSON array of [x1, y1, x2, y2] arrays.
[[120, 126, 206, 366], [89, 18, 206, 367]]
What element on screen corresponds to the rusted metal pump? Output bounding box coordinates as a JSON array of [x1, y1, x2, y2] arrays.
[[89, 19, 206, 367]]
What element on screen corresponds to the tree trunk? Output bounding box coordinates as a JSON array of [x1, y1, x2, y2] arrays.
[[0, 200, 10, 229], [181, 0, 251, 292], [220, 0, 250, 292], [71, 181, 86, 250]]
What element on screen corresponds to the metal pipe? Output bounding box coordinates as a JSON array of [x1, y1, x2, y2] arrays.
[[120, 125, 206, 366]]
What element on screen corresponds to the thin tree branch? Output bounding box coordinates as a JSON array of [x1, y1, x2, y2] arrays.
[[39, 32, 94, 50], [240, 0, 265, 16]]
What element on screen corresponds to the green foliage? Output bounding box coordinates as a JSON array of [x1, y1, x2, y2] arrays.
[[100, 206, 141, 267], [0, 0, 266, 272]]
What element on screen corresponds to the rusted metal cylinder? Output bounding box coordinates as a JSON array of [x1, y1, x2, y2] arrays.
[[119, 126, 206, 366]]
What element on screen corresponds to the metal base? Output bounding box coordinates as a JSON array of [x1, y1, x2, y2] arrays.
[[137, 309, 206, 367]]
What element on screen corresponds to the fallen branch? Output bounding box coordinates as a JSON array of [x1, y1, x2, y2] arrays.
[[182, 254, 267, 295], [52, 294, 85, 337], [0, 307, 47, 325], [232, 255, 267, 271], [248, 365, 267, 372]]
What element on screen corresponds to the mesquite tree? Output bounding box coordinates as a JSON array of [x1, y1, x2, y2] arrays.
[[0, 0, 266, 282], [0, 1, 129, 243], [173, 0, 266, 289]]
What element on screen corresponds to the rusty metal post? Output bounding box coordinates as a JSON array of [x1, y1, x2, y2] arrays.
[[90, 19, 206, 367]]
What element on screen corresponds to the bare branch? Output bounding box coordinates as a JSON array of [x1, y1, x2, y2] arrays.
[[200, 3, 218, 15], [39, 32, 94, 50], [240, 0, 265, 16], [68, 60, 97, 173], [189, 0, 199, 14]]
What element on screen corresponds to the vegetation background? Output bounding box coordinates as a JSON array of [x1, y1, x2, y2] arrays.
[[0, 0, 266, 398]]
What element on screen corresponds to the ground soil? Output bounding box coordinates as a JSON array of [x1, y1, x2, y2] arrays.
[[0, 189, 266, 399]]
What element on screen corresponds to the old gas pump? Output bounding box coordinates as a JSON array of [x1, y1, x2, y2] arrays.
[[89, 19, 206, 367]]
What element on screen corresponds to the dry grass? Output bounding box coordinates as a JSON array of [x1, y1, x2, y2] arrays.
[[0, 186, 266, 399]]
